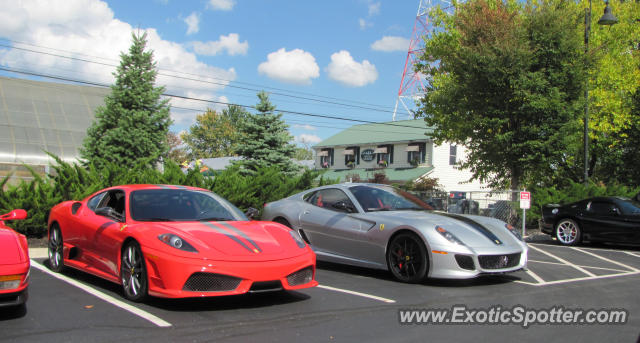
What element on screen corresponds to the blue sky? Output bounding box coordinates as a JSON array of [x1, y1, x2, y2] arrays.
[[0, 0, 427, 146]]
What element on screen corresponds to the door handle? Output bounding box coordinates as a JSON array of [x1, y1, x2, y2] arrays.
[[304, 210, 310, 214]]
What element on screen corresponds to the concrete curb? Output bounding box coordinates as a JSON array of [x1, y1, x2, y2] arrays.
[[29, 248, 48, 259]]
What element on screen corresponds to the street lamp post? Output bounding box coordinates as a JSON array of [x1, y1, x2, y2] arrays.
[[584, 0, 617, 185]]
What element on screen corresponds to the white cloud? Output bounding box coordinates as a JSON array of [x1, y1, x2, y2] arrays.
[[368, 2, 381, 16], [371, 36, 410, 52], [207, 0, 235, 11], [191, 33, 248, 56], [0, 0, 236, 132], [359, 18, 372, 30], [326, 50, 378, 87], [183, 12, 200, 35], [258, 48, 319, 85], [296, 134, 322, 144], [293, 124, 317, 131]]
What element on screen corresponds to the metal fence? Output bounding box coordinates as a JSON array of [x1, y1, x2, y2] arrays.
[[411, 190, 524, 229]]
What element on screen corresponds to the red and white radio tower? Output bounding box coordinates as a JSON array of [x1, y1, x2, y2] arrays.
[[393, 0, 451, 121]]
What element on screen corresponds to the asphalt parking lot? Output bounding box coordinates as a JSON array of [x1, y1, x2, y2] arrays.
[[1, 241, 639, 343]]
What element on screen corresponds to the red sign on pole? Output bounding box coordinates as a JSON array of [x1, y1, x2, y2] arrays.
[[520, 191, 531, 209]]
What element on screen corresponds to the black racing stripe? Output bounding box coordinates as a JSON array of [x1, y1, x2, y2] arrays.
[[98, 221, 117, 231], [219, 222, 262, 253], [200, 221, 255, 253], [437, 213, 503, 245]]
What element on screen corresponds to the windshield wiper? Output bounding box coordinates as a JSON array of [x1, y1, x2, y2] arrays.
[[367, 208, 391, 212], [394, 207, 426, 211], [198, 217, 233, 222], [136, 217, 176, 222]]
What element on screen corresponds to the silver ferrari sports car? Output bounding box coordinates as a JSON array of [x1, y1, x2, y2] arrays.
[[262, 183, 528, 283]]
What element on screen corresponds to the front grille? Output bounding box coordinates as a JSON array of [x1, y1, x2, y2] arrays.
[[287, 267, 313, 286], [478, 253, 521, 270], [249, 280, 283, 293], [183, 273, 242, 292], [454, 254, 475, 271]]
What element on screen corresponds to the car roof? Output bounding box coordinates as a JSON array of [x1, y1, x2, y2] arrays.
[[100, 184, 209, 192]]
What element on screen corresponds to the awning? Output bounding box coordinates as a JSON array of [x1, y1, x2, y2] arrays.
[[373, 147, 387, 154], [317, 151, 329, 157], [405, 145, 420, 152], [342, 149, 354, 155]]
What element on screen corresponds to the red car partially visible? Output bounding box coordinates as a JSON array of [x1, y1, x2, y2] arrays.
[[0, 209, 29, 308]]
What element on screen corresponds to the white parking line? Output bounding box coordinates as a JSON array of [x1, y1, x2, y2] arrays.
[[516, 271, 640, 287], [571, 247, 639, 272], [528, 245, 596, 277], [317, 285, 396, 303], [528, 259, 630, 273], [524, 269, 546, 284], [625, 252, 640, 258], [31, 260, 172, 328]]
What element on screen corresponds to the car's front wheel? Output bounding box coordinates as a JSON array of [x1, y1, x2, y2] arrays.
[[555, 219, 581, 246], [120, 242, 148, 302], [386, 233, 428, 283], [48, 224, 65, 272]]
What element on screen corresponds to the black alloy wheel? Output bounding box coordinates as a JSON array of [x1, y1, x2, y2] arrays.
[[386, 232, 428, 283]]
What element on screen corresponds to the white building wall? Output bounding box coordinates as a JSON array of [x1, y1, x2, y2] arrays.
[[427, 143, 489, 192]]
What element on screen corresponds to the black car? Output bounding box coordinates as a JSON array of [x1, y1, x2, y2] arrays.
[[541, 196, 640, 246]]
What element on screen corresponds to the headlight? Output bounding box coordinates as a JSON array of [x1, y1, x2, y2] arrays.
[[551, 208, 559, 215], [0, 274, 23, 290], [436, 226, 465, 245], [505, 223, 523, 241], [158, 233, 198, 252], [289, 230, 306, 248]]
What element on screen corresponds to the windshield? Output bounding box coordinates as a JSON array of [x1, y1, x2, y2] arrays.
[[617, 198, 640, 214], [349, 185, 433, 212], [130, 189, 247, 222]]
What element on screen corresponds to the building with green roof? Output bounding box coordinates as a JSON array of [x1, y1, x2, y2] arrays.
[[313, 119, 488, 192]]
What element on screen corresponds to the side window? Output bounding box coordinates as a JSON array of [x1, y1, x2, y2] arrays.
[[303, 191, 318, 204], [87, 192, 106, 211], [98, 190, 126, 218], [312, 189, 354, 213], [589, 201, 617, 216]]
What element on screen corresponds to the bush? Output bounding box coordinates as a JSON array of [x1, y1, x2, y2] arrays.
[[0, 156, 336, 237]]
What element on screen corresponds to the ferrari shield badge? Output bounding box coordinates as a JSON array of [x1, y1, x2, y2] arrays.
[[379, 223, 385, 231]]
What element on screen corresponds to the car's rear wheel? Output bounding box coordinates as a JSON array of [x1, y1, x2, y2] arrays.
[[120, 242, 148, 302], [273, 217, 292, 228], [386, 233, 428, 283], [555, 219, 581, 246], [48, 224, 65, 272]]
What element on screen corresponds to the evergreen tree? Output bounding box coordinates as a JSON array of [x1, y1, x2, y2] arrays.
[[81, 32, 172, 169], [234, 92, 299, 174]]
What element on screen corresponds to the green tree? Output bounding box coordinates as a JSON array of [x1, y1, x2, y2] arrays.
[[166, 131, 188, 164], [81, 32, 172, 169], [234, 92, 299, 174], [415, 0, 586, 192], [583, 0, 640, 183], [181, 105, 249, 159]]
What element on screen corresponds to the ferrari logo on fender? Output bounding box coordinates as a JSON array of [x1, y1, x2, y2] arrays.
[[253, 248, 260, 253], [380, 224, 385, 231], [120, 224, 127, 232]]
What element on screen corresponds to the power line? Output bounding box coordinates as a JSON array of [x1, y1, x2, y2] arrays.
[[0, 66, 429, 131], [0, 40, 414, 117]]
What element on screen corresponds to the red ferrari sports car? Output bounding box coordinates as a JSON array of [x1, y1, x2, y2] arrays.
[[47, 184, 317, 302], [0, 209, 29, 308]]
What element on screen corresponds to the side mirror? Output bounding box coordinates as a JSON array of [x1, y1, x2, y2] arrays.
[[95, 207, 124, 222], [244, 207, 259, 220], [332, 201, 355, 213], [0, 209, 27, 221]]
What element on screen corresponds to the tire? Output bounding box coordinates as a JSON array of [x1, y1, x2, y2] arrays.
[[555, 219, 581, 246], [48, 224, 65, 272], [386, 232, 428, 283], [120, 242, 148, 302]]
